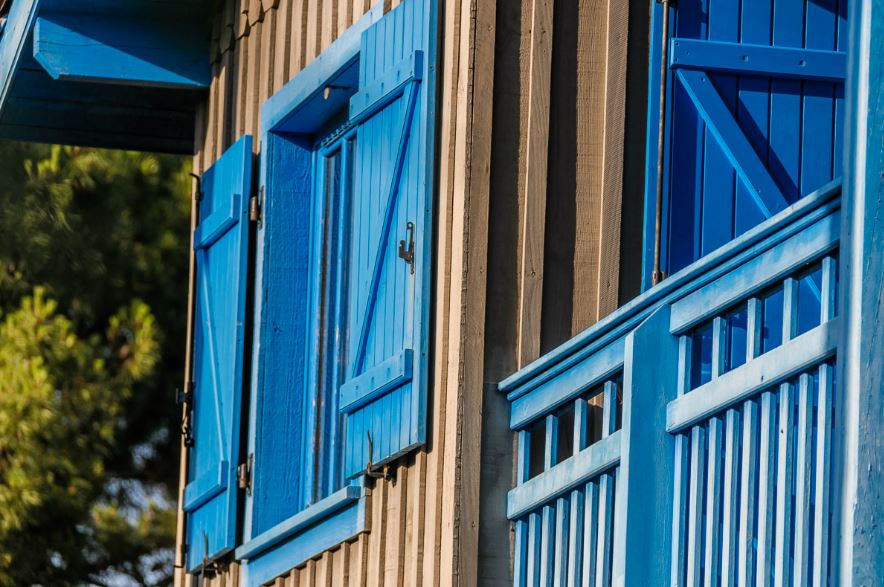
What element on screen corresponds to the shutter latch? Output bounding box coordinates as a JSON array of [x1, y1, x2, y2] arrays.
[[364, 432, 393, 480], [237, 453, 254, 496], [249, 186, 264, 226], [397, 221, 415, 274]]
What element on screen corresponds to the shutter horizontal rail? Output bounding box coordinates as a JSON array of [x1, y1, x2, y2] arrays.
[[508, 431, 621, 520], [348, 50, 423, 123], [670, 39, 847, 82], [183, 461, 229, 512], [667, 319, 839, 432], [339, 349, 414, 413]]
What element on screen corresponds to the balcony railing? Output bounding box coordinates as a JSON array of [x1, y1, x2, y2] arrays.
[[500, 179, 842, 586]]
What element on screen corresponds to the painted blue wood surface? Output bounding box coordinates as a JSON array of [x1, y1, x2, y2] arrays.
[[0, 0, 206, 153], [184, 135, 253, 571], [339, 0, 438, 479], [643, 0, 848, 281], [33, 11, 209, 89], [506, 166, 846, 585], [840, 0, 884, 581]]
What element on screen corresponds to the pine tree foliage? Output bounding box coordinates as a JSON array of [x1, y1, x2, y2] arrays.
[[0, 142, 190, 586]]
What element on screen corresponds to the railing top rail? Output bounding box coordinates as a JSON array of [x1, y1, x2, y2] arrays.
[[500, 179, 842, 401]]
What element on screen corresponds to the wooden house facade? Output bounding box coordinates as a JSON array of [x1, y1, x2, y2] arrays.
[[0, 0, 881, 585]]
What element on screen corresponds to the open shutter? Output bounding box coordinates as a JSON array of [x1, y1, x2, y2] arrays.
[[647, 0, 847, 278], [183, 135, 253, 570], [339, 0, 436, 479]]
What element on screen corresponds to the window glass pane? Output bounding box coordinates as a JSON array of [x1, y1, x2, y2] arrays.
[[761, 287, 784, 354], [691, 322, 714, 389], [726, 305, 748, 372], [556, 404, 575, 465], [528, 418, 547, 479], [796, 265, 823, 337]]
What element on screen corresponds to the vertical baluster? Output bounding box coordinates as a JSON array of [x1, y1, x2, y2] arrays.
[[738, 399, 758, 587], [812, 364, 833, 587], [747, 297, 762, 360], [678, 335, 693, 394], [820, 256, 836, 322], [540, 505, 555, 586], [554, 497, 570, 586], [601, 381, 617, 436], [514, 519, 528, 587], [518, 429, 530, 484], [774, 382, 794, 587], [567, 488, 584, 587], [527, 512, 541, 587], [574, 398, 588, 453], [582, 482, 599, 586], [671, 432, 689, 587], [686, 425, 706, 587], [712, 316, 728, 377], [756, 391, 777, 586], [705, 417, 724, 585], [782, 278, 798, 343], [515, 429, 530, 587], [540, 414, 557, 587], [793, 374, 813, 586], [595, 474, 614, 587], [721, 409, 741, 586]]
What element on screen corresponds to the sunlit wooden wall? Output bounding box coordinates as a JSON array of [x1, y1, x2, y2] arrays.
[[183, 0, 498, 585]]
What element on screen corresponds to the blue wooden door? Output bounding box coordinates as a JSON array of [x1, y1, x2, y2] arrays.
[[646, 0, 848, 280], [183, 136, 253, 570], [339, 0, 437, 479]]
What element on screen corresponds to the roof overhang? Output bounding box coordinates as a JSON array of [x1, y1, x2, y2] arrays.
[[0, 0, 211, 154]]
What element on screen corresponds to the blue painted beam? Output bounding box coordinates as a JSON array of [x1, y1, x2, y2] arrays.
[[33, 11, 210, 89], [670, 39, 847, 82]]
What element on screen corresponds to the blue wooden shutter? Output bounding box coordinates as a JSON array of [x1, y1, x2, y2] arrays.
[[646, 0, 847, 280], [339, 0, 437, 479], [183, 135, 253, 570]]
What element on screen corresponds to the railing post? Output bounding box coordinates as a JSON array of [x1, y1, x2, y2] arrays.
[[611, 306, 679, 585], [839, 0, 884, 581]]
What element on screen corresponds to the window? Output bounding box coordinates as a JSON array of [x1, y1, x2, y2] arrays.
[[234, 0, 438, 581]]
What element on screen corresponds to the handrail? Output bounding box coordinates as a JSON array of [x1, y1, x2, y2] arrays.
[[500, 179, 842, 400]]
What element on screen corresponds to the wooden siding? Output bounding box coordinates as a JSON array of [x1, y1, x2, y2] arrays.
[[178, 0, 496, 584]]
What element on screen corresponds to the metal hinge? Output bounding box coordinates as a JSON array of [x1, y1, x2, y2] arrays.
[[178, 381, 195, 448], [189, 172, 203, 203], [237, 453, 254, 496], [249, 186, 264, 226]]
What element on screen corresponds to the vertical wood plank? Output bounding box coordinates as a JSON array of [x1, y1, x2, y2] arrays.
[[737, 399, 758, 587], [595, 474, 613, 587], [289, 0, 307, 78], [812, 363, 833, 587], [566, 488, 584, 587], [721, 408, 741, 587], [686, 425, 706, 587], [704, 416, 723, 586], [792, 374, 814, 586], [582, 481, 599, 587], [670, 433, 689, 587], [273, 0, 292, 91], [756, 391, 778, 585], [517, 0, 554, 367], [774, 381, 795, 586]]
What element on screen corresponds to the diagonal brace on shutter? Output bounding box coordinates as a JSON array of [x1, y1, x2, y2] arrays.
[[349, 70, 422, 375], [677, 69, 788, 218]]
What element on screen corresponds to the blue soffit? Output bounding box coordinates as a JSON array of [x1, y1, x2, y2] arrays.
[[0, 0, 211, 154]]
